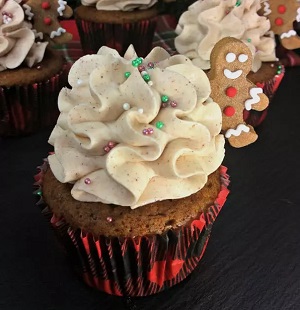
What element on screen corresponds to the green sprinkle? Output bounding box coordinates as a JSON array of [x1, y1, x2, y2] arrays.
[[156, 121, 164, 129], [247, 38, 251, 43], [36, 189, 42, 196], [124, 71, 131, 78], [132, 59, 139, 67], [143, 74, 151, 82], [235, 0, 241, 6], [137, 57, 143, 65], [161, 95, 169, 103]]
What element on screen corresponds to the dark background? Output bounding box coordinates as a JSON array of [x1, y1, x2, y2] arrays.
[[1, 66, 300, 309]]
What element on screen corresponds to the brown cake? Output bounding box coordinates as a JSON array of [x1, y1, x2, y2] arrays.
[[74, 1, 160, 56], [42, 166, 221, 237], [35, 45, 229, 296]]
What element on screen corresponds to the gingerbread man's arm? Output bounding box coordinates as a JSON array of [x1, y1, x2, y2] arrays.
[[244, 84, 269, 112]]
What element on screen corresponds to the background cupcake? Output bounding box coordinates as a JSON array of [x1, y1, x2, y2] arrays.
[[35, 45, 229, 296], [74, 0, 161, 57], [174, 0, 285, 127], [0, 0, 73, 137]]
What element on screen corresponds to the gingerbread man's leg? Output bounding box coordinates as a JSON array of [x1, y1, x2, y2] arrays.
[[225, 124, 258, 148], [280, 34, 300, 50]]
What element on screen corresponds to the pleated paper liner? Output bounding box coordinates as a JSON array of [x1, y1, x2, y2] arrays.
[[34, 162, 229, 297], [0, 64, 69, 137], [245, 63, 285, 127], [75, 18, 157, 58]]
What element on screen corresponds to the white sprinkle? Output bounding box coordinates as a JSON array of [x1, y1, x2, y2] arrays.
[[77, 79, 83, 85], [138, 108, 144, 114], [148, 81, 153, 86], [141, 71, 148, 76], [123, 103, 131, 110]]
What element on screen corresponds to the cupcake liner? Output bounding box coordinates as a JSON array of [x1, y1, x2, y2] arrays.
[[34, 162, 229, 297], [244, 64, 285, 127], [0, 64, 69, 137], [75, 17, 157, 57]]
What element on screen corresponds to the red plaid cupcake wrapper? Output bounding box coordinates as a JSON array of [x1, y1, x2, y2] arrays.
[[34, 162, 229, 296]]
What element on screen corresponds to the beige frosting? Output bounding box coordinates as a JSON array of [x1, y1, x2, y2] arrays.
[[0, 0, 48, 71], [175, 0, 277, 72], [81, 0, 158, 11], [48, 45, 225, 209]]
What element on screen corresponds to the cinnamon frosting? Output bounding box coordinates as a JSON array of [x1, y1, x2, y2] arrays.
[[175, 0, 277, 72], [81, 0, 158, 11], [0, 0, 48, 71], [48, 45, 225, 208]]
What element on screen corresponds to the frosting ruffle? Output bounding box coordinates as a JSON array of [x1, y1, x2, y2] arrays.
[[174, 0, 277, 72], [48, 45, 225, 208], [81, 0, 158, 11], [0, 0, 48, 71]]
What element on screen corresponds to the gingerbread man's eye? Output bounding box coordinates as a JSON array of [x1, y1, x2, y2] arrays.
[[225, 52, 236, 63], [238, 54, 248, 63]]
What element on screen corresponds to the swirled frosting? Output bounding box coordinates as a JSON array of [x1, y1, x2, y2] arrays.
[[81, 0, 158, 11], [48, 45, 225, 209], [0, 0, 48, 71], [175, 0, 277, 72]]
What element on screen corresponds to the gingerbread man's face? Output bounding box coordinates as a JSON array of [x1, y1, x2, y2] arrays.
[[210, 38, 252, 80]]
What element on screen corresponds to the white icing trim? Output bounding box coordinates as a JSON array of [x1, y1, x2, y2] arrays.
[[296, 8, 300, 23], [224, 69, 242, 79], [225, 124, 250, 138], [261, 1, 271, 16], [244, 87, 263, 111], [57, 0, 67, 16], [50, 27, 66, 38], [281, 30, 297, 39], [22, 4, 34, 20], [32, 29, 44, 40]]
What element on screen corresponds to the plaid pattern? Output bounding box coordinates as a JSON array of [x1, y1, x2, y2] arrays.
[[55, 15, 178, 63]]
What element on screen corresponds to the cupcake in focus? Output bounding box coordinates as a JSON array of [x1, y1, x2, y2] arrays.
[[34, 45, 229, 296], [74, 0, 160, 57], [0, 0, 73, 136], [174, 0, 285, 127]]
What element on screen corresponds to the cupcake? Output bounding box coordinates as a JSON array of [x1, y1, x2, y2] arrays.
[[0, 0, 73, 137], [174, 0, 285, 127], [74, 0, 160, 57], [34, 45, 229, 296]]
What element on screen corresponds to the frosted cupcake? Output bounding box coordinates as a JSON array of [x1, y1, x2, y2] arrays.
[[35, 45, 229, 296], [74, 0, 160, 57], [174, 0, 285, 126], [0, 0, 73, 136]]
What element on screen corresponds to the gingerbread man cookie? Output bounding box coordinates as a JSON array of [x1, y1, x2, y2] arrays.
[[22, 0, 73, 45], [207, 37, 269, 148], [260, 0, 300, 50]]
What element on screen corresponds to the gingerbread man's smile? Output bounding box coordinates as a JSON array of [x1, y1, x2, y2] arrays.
[[224, 69, 242, 79]]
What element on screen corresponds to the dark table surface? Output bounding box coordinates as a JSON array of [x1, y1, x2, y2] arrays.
[[1, 65, 300, 310]]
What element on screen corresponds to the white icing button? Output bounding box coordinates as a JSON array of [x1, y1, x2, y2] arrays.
[[238, 54, 248, 63], [225, 52, 236, 63], [77, 79, 83, 85], [138, 108, 144, 114]]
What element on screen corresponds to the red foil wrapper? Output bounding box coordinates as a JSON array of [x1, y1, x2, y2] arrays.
[[34, 163, 230, 297], [244, 65, 285, 127], [0, 64, 69, 137], [75, 18, 157, 57]]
